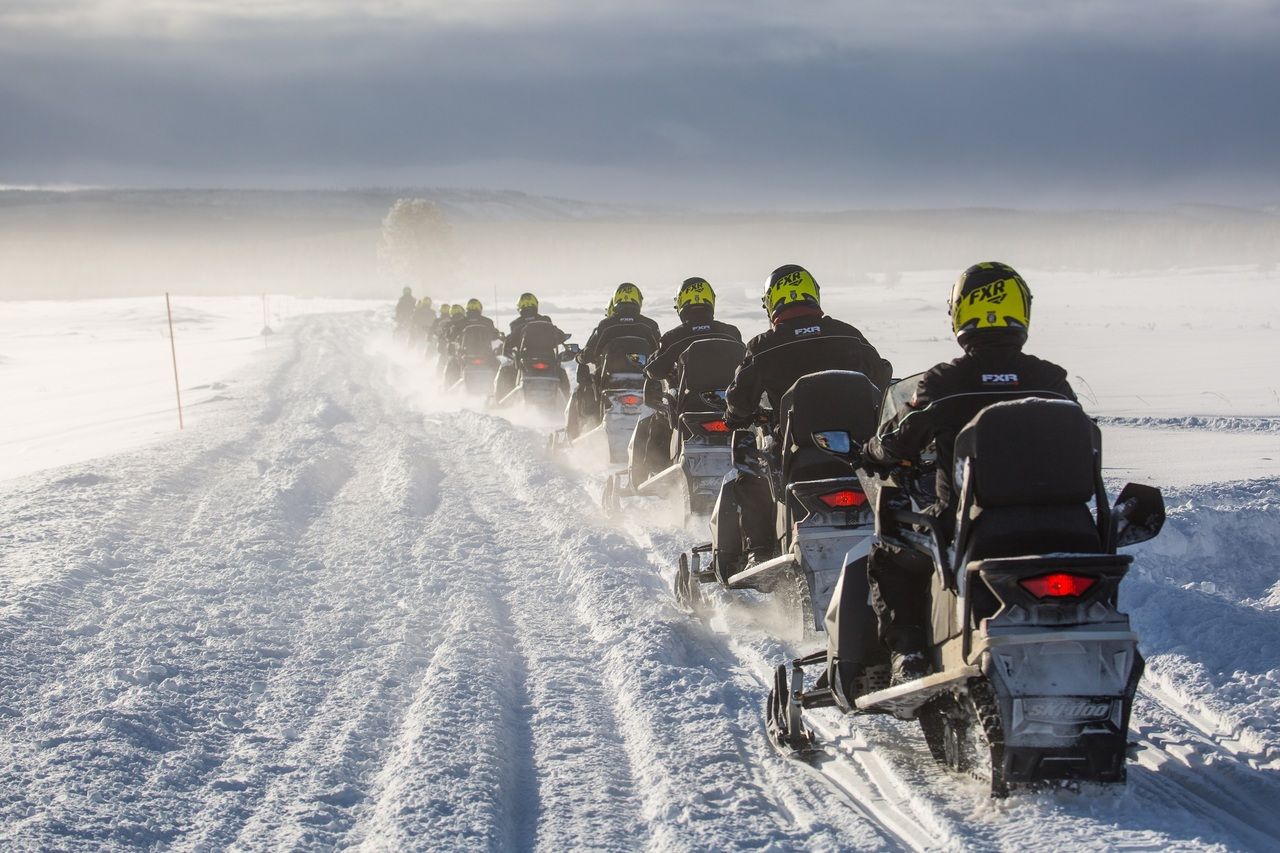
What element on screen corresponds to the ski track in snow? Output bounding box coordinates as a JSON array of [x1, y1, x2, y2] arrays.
[[1, 312, 1278, 851]]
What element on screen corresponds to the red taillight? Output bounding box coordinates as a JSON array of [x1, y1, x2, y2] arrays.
[[818, 489, 867, 508], [620, 394, 641, 406], [532, 361, 548, 370], [471, 357, 486, 365], [1019, 573, 1097, 599], [701, 419, 730, 433]]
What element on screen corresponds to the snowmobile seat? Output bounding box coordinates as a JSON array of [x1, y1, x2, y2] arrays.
[[780, 371, 882, 485], [952, 399, 1105, 565], [600, 335, 651, 389], [673, 339, 745, 413]]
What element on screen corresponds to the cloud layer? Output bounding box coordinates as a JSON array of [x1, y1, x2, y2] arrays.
[[2, 1, 1277, 206]]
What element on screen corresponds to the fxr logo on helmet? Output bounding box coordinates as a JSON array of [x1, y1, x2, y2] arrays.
[[965, 280, 1009, 306]]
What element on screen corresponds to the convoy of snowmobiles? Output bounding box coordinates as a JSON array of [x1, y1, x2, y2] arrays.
[[392, 261, 1168, 798]]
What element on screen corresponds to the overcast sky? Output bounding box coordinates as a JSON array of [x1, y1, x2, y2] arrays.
[[1, 0, 1277, 208]]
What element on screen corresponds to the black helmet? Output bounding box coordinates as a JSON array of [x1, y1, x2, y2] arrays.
[[947, 262, 1032, 349]]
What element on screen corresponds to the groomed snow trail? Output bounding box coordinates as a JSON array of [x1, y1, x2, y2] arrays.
[[3, 311, 1278, 851], [0, 314, 890, 850]]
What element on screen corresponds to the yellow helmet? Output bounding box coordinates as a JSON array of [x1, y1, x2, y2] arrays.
[[612, 283, 643, 308], [674, 277, 715, 313], [517, 292, 539, 314], [762, 264, 820, 318], [948, 262, 1032, 347], [450, 304, 464, 318], [466, 298, 483, 313], [439, 304, 451, 317], [418, 296, 432, 308]]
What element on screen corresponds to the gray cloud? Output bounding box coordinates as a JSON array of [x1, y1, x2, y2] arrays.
[[1, 1, 1278, 206]]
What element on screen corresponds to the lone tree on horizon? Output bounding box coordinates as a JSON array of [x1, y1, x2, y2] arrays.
[[377, 198, 459, 293]]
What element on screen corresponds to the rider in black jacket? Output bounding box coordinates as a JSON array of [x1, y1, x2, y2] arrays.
[[567, 283, 661, 438], [723, 265, 893, 568], [495, 292, 570, 401], [865, 262, 1077, 683], [629, 278, 743, 483]]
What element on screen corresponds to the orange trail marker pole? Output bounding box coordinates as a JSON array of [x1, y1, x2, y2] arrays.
[[166, 292, 184, 430]]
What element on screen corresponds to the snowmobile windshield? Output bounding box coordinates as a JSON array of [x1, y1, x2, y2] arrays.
[[518, 321, 563, 357], [879, 371, 928, 430]]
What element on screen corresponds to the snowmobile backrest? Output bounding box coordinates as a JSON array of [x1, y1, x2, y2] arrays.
[[460, 323, 496, 355], [518, 321, 563, 357], [953, 399, 1105, 563], [600, 335, 651, 382], [674, 339, 746, 412], [779, 371, 881, 484], [955, 398, 1096, 507]]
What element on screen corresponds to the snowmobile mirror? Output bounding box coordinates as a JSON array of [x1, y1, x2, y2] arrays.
[[1112, 482, 1165, 548], [812, 430, 860, 461]]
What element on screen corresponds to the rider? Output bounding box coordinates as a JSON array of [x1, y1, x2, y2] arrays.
[[495, 292, 570, 401], [444, 299, 500, 385], [630, 277, 743, 483], [394, 286, 416, 331], [864, 262, 1077, 684], [567, 283, 660, 437], [723, 264, 893, 570], [436, 303, 466, 376], [411, 296, 436, 347]]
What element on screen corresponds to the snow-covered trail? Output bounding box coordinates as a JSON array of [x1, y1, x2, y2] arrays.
[[3, 311, 1278, 851], [0, 314, 890, 850]]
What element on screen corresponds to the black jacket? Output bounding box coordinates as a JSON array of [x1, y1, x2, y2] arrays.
[[868, 344, 1077, 509], [725, 309, 892, 428], [505, 313, 567, 358], [395, 294, 416, 323], [644, 313, 743, 383], [580, 309, 661, 367]]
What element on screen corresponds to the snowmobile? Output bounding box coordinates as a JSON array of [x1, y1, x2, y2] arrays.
[[673, 370, 883, 634], [548, 335, 652, 464], [768, 393, 1166, 796], [447, 323, 502, 398], [494, 322, 577, 416], [602, 338, 746, 518]]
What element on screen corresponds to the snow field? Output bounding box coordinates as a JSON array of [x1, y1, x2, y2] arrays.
[[0, 274, 1277, 851]]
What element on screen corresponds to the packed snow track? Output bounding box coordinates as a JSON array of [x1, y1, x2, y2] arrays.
[[2, 311, 1278, 851]]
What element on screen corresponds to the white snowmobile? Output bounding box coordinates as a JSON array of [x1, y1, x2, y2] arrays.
[[494, 322, 576, 417], [447, 323, 503, 399], [549, 335, 652, 464], [602, 338, 746, 519], [768, 394, 1166, 795], [674, 370, 883, 635]]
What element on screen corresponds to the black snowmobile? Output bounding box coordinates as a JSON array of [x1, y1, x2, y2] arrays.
[[494, 321, 577, 416], [768, 393, 1166, 795], [674, 370, 883, 635], [602, 338, 746, 518]]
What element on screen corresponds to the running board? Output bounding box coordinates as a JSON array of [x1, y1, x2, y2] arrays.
[[635, 462, 683, 496], [854, 665, 980, 720], [727, 554, 796, 589]]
